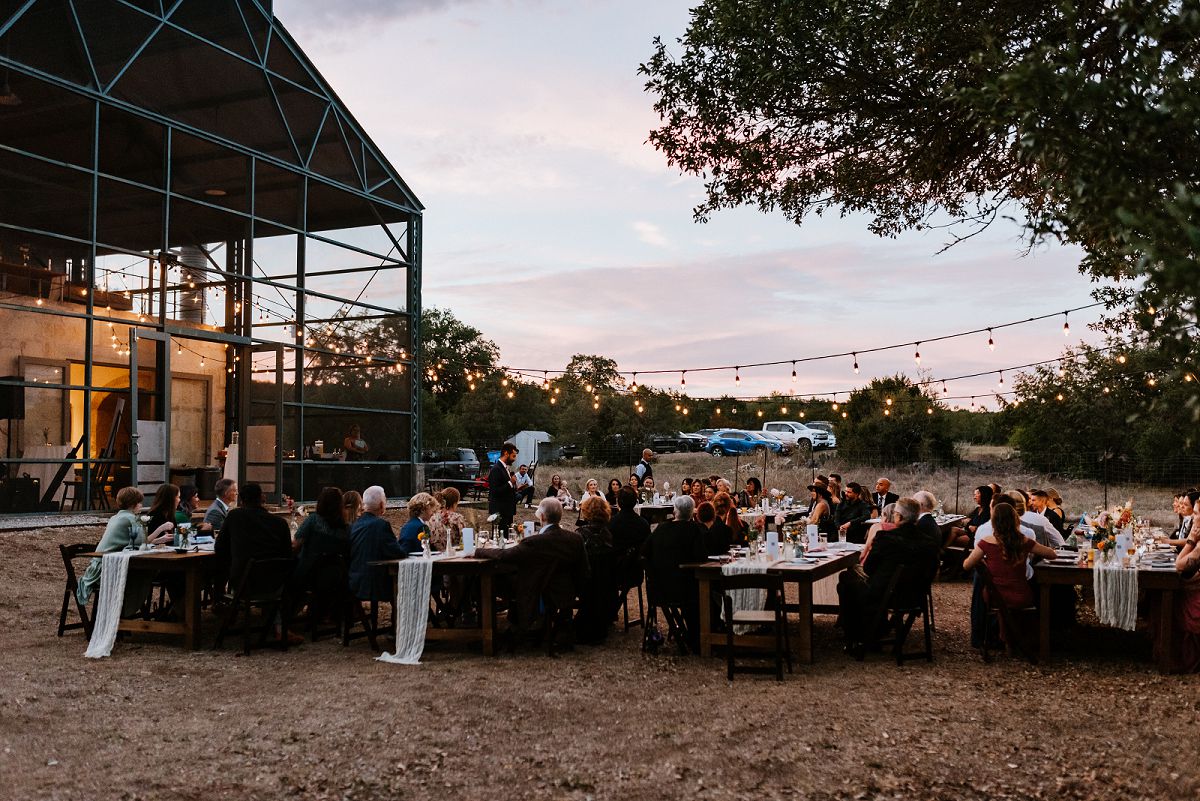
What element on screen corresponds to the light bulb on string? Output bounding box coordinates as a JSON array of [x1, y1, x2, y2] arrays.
[[997, 370, 1004, 388], [987, 328, 994, 351], [791, 362, 797, 383], [913, 343, 921, 366], [680, 371, 686, 388], [941, 381, 948, 395], [631, 373, 638, 391], [585, 384, 593, 393], [734, 367, 740, 388], [852, 353, 859, 374], [542, 372, 549, 391], [1062, 311, 1070, 337]]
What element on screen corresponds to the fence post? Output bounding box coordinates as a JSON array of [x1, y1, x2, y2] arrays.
[[1102, 451, 1109, 509], [954, 457, 961, 515]]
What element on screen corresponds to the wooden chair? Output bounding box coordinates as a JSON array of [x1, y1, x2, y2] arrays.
[[213, 557, 297, 655], [57, 543, 97, 638], [615, 548, 645, 632], [976, 562, 1038, 663], [642, 566, 690, 655], [866, 564, 934, 665], [720, 572, 792, 681]]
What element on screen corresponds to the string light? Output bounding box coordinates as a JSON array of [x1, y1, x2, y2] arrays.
[[542, 371, 549, 391], [914, 343, 921, 366], [852, 353, 859, 374], [987, 328, 994, 351], [680, 371, 686, 388], [997, 370, 1004, 388], [791, 362, 797, 383], [1116, 354, 1126, 364], [1062, 312, 1070, 337], [734, 367, 740, 387], [941, 381, 948, 395], [631, 373, 638, 391]]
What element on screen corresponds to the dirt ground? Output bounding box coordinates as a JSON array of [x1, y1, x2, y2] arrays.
[[2, 519, 1199, 801]]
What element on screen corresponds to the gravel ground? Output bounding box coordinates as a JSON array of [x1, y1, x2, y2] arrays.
[[3, 522, 1198, 801]]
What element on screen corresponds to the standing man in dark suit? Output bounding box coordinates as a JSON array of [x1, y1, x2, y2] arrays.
[[871, 477, 899, 516], [472, 497, 587, 636], [488, 441, 519, 530]]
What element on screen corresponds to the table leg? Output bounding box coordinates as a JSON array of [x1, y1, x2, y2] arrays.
[[481, 574, 495, 657], [1158, 589, 1175, 674], [1039, 582, 1051, 664], [796, 582, 813, 664], [184, 566, 202, 651], [698, 576, 712, 658]]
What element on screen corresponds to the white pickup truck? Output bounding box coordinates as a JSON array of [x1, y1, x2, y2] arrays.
[[761, 421, 833, 451]]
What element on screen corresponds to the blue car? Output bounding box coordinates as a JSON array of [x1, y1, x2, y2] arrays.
[[705, 430, 786, 457]]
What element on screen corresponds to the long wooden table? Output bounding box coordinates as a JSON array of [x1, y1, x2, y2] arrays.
[[374, 556, 516, 656], [688, 548, 860, 662], [83, 549, 214, 650], [1033, 559, 1184, 672]]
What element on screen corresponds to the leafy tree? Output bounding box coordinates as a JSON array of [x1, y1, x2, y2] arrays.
[[836, 376, 955, 465], [641, 1, 1200, 357]]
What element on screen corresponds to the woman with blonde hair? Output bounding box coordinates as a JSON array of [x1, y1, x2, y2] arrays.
[[398, 492, 440, 553]]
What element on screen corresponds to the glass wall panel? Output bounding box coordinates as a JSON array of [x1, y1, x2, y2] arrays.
[[0, 73, 95, 169]]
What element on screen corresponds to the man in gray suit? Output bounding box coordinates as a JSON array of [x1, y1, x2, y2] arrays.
[[204, 478, 238, 533]]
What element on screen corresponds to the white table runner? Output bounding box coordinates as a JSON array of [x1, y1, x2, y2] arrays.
[[84, 551, 138, 659], [377, 557, 435, 666], [1094, 560, 1138, 632], [721, 560, 768, 633]]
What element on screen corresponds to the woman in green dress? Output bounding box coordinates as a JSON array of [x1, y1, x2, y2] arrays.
[[77, 486, 177, 618]]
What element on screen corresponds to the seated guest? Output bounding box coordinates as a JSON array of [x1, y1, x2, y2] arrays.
[[398, 492, 440, 553], [1170, 491, 1199, 545], [860, 503, 898, 564], [349, 485, 408, 603], [715, 478, 733, 495], [627, 473, 642, 494], [910, 490, 944, 552], [292, 486, 351, 599], [713, 491, 747, 546], [429, 487, 466, 551], [545, 473, 571, 501], [1029, 489, 1067, 540], [963, 502, 1057, 647], [343, 490, 363, 525], [837, 498, 940, 656], [610, 486, 651, 596], [871, 477, 898, 515], [680, 478, 694, 498], [76, 487, 175, 617], [948, 485, 993, 548], [807, 484, 837, 538], [575, 495, 617, 644], [1160, 497, 1200, 671], [215, 482, 293, 595], [177, 484, 200, 524], [514, 464, 536, 507], [204, 478, 238, 533], [835, 481, 872, 543], [605, 478, 623, 505], [697, 501, 733, 555], [988, 482, 1004, 497], [737, 477, 763, 509], [146, 483, 181, 537], [689, 479, 705, 509], [642, 495, 704, 651], [642, 475, 657, 498], [472, 497, 587, 634], [827, 477, 843, 514], [580, 478, 606, 503], [1007, 491, 1063, 548], [702, 484, 717, 504]]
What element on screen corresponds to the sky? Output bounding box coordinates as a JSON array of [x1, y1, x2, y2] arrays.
[[277, 0, 1107, 408]]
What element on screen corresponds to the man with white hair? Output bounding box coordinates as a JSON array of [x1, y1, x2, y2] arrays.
[[473, 497, 587, 637], [349, 485, 407, 603], [642, 494, 704, 651], [911, 490, 944, 552]]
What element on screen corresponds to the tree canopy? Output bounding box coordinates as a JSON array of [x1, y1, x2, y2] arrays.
[[641, 0, 1200, 354]]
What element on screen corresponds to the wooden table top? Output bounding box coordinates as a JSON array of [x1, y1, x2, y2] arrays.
[[83, 548, 215, 561]]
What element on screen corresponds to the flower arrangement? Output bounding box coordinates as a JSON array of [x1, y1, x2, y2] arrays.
[[1091, 501, 1133, 553]]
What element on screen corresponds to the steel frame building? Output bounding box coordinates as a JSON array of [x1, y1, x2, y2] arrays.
[[0, 0, 422, 511]]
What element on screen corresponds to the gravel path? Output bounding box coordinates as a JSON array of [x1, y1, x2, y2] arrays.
[[2, 525, 1197, 801]]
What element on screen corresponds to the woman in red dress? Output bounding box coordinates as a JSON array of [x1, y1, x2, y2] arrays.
[[964, 502, 1057, 609]]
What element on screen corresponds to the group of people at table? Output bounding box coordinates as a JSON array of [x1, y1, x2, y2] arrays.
[[71, 439, 1200, 669]]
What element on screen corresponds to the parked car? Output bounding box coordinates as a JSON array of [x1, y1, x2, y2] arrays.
[[805, 421, 837, 448], [761, 421, 832, 451], [705, 429, 786, 457], [421, 448, 481, 481], [650, 431, 708, 453]]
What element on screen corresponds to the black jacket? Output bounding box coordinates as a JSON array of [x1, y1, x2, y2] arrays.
[[863, 522, 939, 608], [642, 519, 705, 607], [216, 504, 293, 592], [835, 497, 871, 528], [610, 509, 651, 589], [871, 491, 900, 514], [487, 461, 516, 518]]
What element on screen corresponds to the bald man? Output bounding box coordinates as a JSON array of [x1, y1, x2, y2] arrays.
[[635, 449, 654, 482], [872, 478, 899, 515]]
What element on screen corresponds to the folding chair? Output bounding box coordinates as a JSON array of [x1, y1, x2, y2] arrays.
[[57, 543, 97, 638], [720, 572, 791, 681], [213, 557, 297, 655], [976, 562, 1038, 663]]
